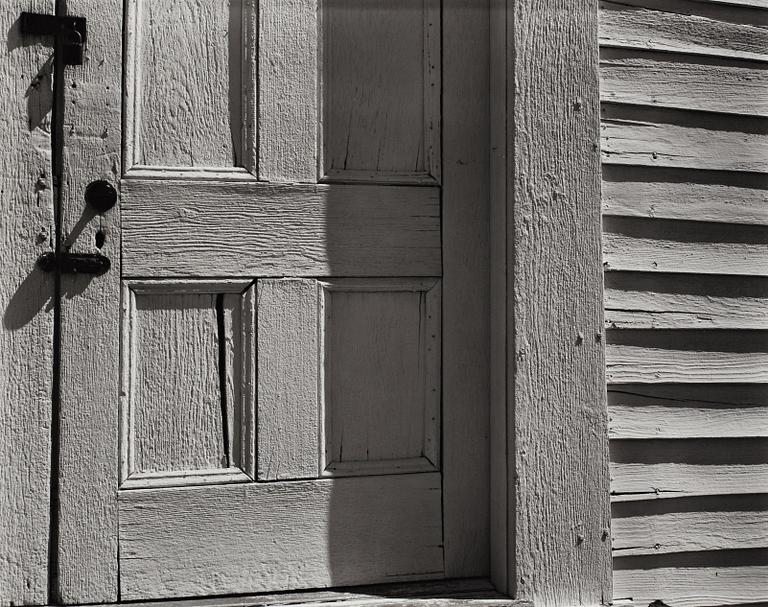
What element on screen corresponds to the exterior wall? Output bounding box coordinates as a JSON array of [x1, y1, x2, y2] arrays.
[[599, 1, 768, 605]]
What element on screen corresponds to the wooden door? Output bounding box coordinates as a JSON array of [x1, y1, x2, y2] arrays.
[[51, 0, 491, 603]]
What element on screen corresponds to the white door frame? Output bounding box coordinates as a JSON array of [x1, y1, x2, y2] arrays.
[[0, 1, 611, 605]]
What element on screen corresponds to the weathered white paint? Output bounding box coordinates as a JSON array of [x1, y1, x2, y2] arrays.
[[600, 1, 768, 62], [118, 473, 444, 600], [612, 508, 768, 555], [322, 279, 440, 476], [602, 180, 768, 226], [258, 0, 317, 182], [135, 1, 240, 167], [606, 345, 768, 383], [601, 118, 768, 172], [52, 0, 501, 598], [122, 181, 441, 277], [121, 280, 255, 485], [610, 405, 768, 439], [257, 279, 321, 481], [611, 462, 768, 502], [600, 52, 768, 117], [56, 0, 123, 600], [613, 565, 768, 607], [322, 0, 440, 184], [603, 232, 768, 276], [492, 0, 612, 603], [604, 288, 768, 330], [0, 1, 55, 603]]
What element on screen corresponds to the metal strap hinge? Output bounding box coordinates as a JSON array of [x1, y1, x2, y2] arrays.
[[20, 11, 87, 65]]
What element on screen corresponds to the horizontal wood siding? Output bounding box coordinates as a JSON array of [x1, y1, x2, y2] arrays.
[[600, 1, 768, 605]]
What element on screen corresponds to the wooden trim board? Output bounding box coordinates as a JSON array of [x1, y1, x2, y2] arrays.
[[490, 0, 612, 604]]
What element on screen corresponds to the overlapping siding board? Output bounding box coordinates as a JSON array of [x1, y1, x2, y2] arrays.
[[600, 1, 768, 605]]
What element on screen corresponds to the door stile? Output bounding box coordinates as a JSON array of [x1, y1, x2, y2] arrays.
[[441, 0, 492, 578], [56, 0, 122, 602]]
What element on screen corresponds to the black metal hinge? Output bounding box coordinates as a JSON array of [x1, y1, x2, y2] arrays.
[[20, 11, 87, 65]]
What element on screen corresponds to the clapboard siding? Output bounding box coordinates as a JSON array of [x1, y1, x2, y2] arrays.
[[600, 1, 768, 604]]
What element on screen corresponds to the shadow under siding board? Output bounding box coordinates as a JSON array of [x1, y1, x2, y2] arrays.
[[600, 49, 768, 117], [599, 0, 768, 61]]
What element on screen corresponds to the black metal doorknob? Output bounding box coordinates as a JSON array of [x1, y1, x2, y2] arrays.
[[85, 180, 117, 213]]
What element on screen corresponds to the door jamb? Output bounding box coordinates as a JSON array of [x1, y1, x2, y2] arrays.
[[488, 1, 612, 605]]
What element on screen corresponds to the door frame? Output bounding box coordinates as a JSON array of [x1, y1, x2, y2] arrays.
[[0, 0, 611, 605], [488, 0, 612, 605]]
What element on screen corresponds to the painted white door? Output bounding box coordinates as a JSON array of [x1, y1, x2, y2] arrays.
[[49, 0, 490, 603]]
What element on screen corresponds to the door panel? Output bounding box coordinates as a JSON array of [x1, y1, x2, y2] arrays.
[[322, 0, 440, 183], [120, 280, 255, 490]]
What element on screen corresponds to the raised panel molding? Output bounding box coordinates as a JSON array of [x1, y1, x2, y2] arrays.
[[321, 0, 441, 184], [123, 0, 257, 175], [320, 278, 441, 477], [120, 280, 255, 489]]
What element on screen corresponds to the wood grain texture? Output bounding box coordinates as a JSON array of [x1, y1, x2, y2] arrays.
[[122, 181, 441, 277], [599, 9, 768, 588], [322, 280, 440, 476], [602, 178, 768, 225], [600, 51, 768, 117], [259, 0, 317, 182], [601, 117, 768, 172], [0, 1, 55, 603], [131, 293, 228, 473], [505, 0, 612, 602], [612, 509, 768, 555], [603, 233, 768, 276], [611, 463, 768, 501], [56, 0, 123, 600], [609, 381, 768, 438], [257, 279, 321, 480], [613, 565, 768, 606], [606, 345, 768, 383], [323, 0, 440, 183], [610, 405, 768, 438], [604, 284, 768, 330], [130, 0, 244, 168], [118, 473, 444, 600], [600, 1, 768, 62], [443, 0, 491, 579], [122, 280, 255, 486]]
